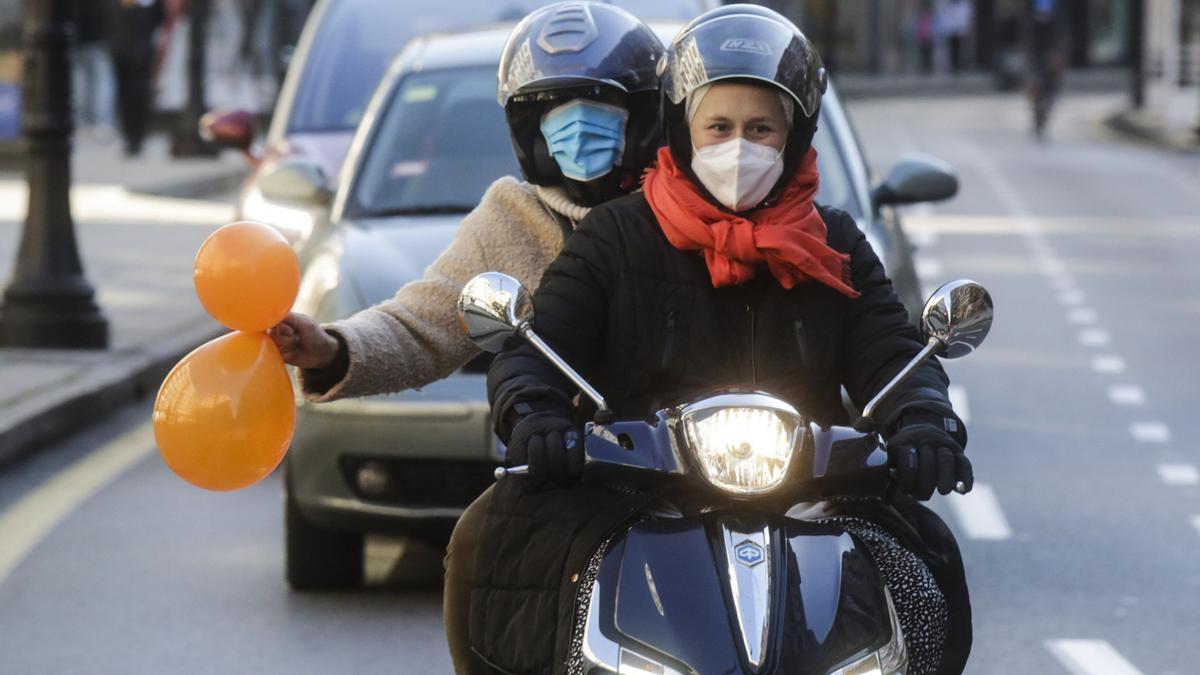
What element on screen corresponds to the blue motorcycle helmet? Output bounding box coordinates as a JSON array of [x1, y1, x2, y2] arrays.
[[498, 2, 664, 207]]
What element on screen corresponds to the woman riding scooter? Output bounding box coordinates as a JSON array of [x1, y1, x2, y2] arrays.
[[483, 6, 974, 673], [263, 4, 664, 671]]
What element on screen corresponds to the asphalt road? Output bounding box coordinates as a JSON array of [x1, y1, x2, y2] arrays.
[[1, 91, 1198, 675]]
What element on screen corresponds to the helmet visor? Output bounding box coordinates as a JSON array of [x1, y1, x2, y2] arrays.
[[498, 3, 663, 105], [661, 13, 826, 118]]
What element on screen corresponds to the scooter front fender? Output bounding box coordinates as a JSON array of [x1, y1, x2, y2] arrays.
[[573, 513, 894, 674]]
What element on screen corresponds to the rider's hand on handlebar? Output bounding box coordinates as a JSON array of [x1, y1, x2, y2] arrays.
[[268, 312, 342, 370], [887, 423, 973, 500], [508, 411, 584, 487]]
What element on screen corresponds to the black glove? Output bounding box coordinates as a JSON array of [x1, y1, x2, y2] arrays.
[[887, 423, 973, 500], [506, 411, 584, 487]]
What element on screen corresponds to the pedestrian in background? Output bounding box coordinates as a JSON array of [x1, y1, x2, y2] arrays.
[[73, 0, 115, 140], [937, 0, 973, 75], [107, 0, 165, 157], [915, 2, 935, 74]]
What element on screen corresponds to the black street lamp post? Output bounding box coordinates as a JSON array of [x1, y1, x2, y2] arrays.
[[0, 0, 108, 349]]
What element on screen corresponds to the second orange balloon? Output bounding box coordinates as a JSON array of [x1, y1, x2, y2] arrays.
[[153, 331, 296, 491]]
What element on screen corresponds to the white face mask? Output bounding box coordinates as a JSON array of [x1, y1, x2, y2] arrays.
[[690, 137, 785, 213]]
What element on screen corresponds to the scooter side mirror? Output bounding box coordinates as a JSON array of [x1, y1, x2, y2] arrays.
[[920, 279, 993, 359], [861, 279, 992, 421], [457, 272, 533, 353]]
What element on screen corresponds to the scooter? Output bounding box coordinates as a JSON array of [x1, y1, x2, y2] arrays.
[[458, 273, 993, 675]]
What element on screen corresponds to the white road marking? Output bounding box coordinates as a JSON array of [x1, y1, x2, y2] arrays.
[[1132, 423, 1172, 444], [948, 385, 970, 425], [1048, 275, 1076, 291], [1092, 356, 1127, 374], [1157, 463, 1199, 486], [915, 258, 943, 279], [1059, 290, 1087, 306], [1077, 329, 1110, 347], [1106, 385, 1146, 406], [1067, 308, 1098, 325], [1045, 639, 1145, 675], [1191, 515, 1200, 537], [946, 484, 1012, 540], [1037, 258, 1067, 276], [0, 423, 154, 586], [907, 228, 939, 248]]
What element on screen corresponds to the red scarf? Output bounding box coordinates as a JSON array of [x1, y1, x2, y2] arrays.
[[643, 146, 860, 298]]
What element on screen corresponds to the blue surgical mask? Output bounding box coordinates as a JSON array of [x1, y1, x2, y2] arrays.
[[539, 99, 628, 182]]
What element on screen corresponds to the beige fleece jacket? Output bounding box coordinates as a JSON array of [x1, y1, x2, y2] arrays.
[[300, 176, 588, 402]]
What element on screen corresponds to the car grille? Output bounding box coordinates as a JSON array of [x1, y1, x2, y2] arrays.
[[339, 456, 496, 508]]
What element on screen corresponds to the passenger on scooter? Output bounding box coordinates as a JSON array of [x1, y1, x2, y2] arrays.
[[263, 3, 664, 672], [482, 6, 973, 674]]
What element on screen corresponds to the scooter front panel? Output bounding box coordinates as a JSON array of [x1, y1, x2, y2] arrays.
[[577, 514, 894, 674]]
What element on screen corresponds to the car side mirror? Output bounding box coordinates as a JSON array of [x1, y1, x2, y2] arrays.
[[258, 158, 334, 207], [920, 279, 993, 359], [199, 108, 257, 159], [873, 154, 958, 208]]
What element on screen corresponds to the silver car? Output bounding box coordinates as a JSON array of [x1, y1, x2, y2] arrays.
[[281, 19, 956, 590]]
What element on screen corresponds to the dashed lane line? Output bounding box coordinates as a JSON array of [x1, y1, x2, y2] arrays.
[[1157, 463, 1199, 486], [1092, 356, 1127, 375], [1131, 423, 1172, 444], [947, 385, 970, 425], [1106, 385, 1146, 407], [1045, 639, 1145, 675], [1058, 290, 1087, 306], [0, 422, 154, 586], [1067, 308, 1098, 325], [946, 483, 1012, 540], [1077, 329, 1111, 347], [1191, 515, 1200, 537], [915, 258, 943, 280]]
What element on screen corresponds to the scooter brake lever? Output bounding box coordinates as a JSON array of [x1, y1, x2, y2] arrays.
[[494, 465, 529, 480]]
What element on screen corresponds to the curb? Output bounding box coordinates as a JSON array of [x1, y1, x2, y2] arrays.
[[0, 319, 224, 471], [131, 167, 247, 200], [1103, 109, 1200, 155]]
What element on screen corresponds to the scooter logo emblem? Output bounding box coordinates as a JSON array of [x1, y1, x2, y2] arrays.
[[734, 540, 765, 568]]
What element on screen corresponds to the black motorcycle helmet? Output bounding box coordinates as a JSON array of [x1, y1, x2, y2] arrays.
[[498, 2, 664, 207], [658, 4, 827, 205]]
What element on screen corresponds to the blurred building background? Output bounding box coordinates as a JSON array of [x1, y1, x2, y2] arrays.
[[0, 0, 1195, 152]]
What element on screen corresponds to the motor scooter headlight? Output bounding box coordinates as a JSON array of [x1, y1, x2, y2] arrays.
[[680, 394, 803, 495]]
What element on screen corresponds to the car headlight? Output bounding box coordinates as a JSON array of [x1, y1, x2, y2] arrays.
[[241, 186, 315, 248], [679, 393, 802, 495], [829, 586, 908, 675]]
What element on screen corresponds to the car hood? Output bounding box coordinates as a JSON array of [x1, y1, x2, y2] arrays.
[[338, 214, 466, 307]]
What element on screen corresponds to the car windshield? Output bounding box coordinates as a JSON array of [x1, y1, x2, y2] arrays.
[[349, 64, 859, 219], [812, 122, 858, 218], [349, 67, 519, 217], [287, 0, 711, 134]]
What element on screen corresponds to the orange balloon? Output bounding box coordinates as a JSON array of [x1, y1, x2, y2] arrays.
[[153, 331, 296, 491], [194, 221, 300, 332]]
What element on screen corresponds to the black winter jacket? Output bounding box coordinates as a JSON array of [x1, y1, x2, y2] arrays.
[[470, 194, 969, 674], [489, 192, 962, 439]]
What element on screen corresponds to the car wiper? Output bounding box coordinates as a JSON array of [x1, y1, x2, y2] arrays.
[[368, 205, 475, 216]]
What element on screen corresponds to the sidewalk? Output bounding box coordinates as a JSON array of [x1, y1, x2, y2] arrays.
[[835, 66, 1128, 99], [0, 133, 245, 468], [1104, 107, 1200, 154]]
